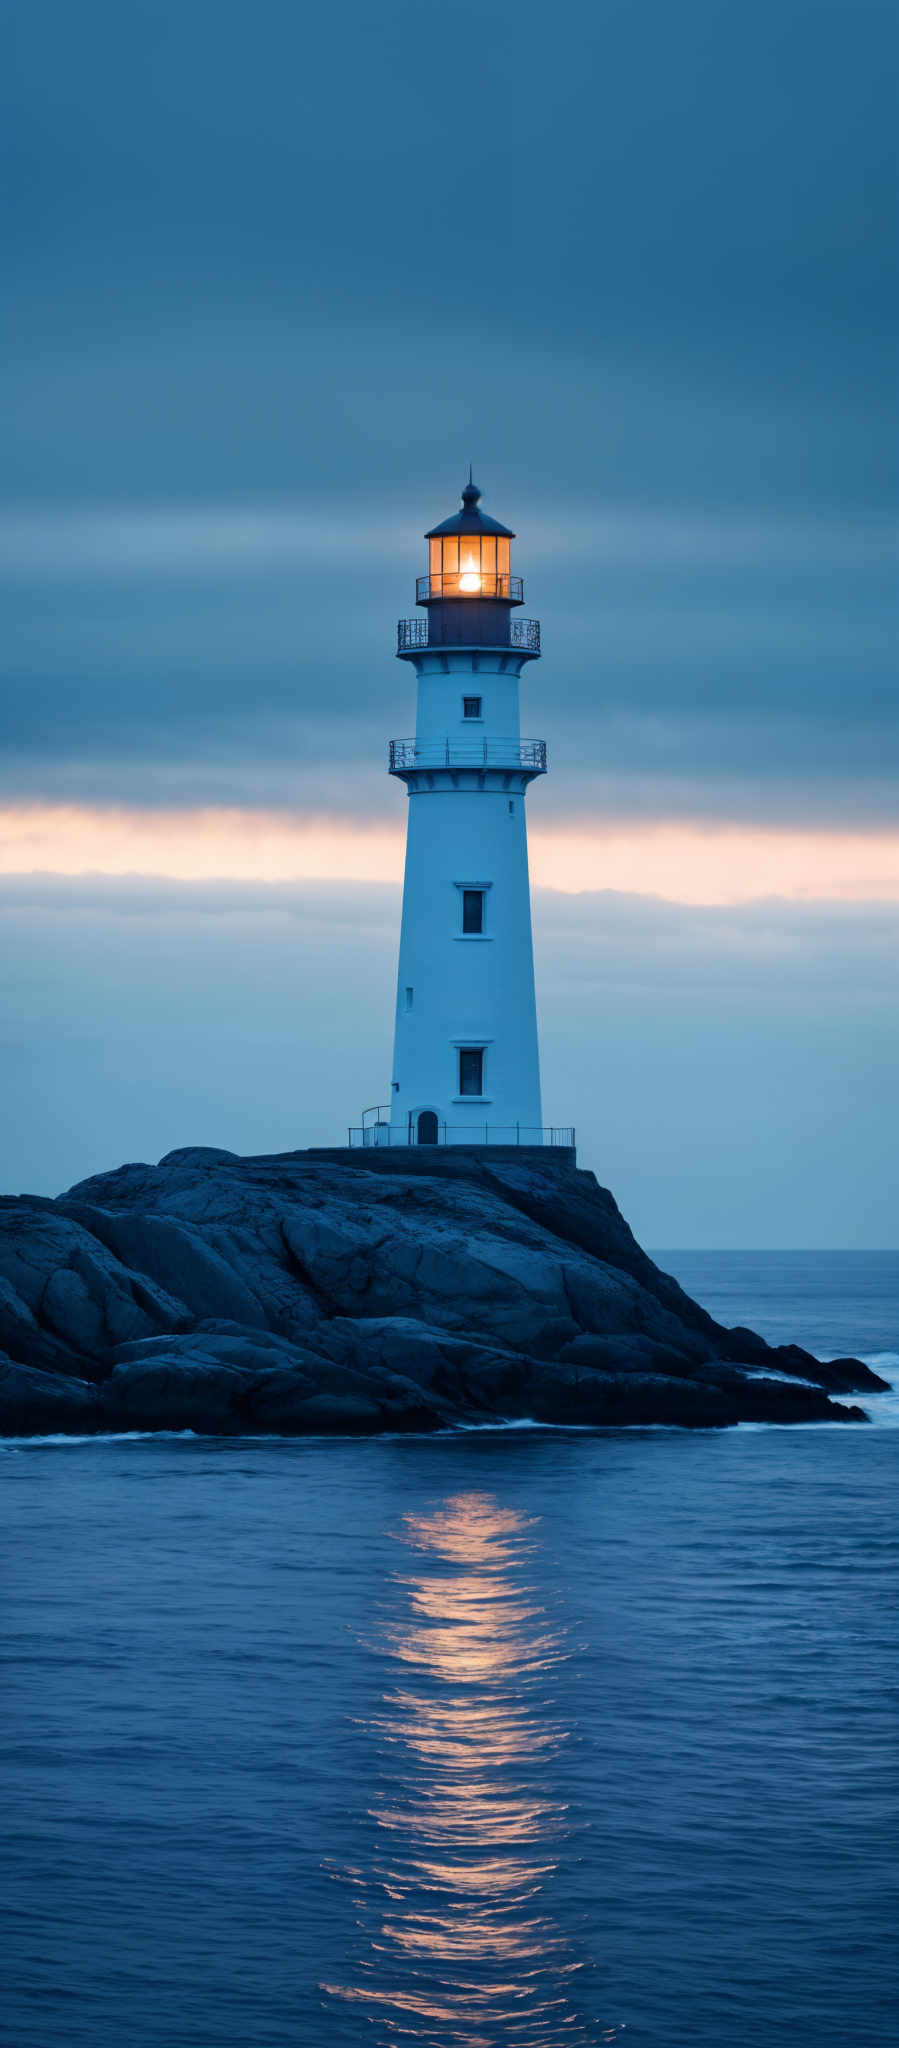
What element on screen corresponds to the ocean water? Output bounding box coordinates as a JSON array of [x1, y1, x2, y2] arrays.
[[654, 1247, 899, 1377], [2, 1254, 897, 2047]]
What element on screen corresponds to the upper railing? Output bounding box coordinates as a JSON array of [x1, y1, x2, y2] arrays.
[[397, 616, 540, 654], [389, 737, 547, 774], [416, 573, 524, 603]]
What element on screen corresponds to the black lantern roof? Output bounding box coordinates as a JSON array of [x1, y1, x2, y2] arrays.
[[425, 475, 515, 541]]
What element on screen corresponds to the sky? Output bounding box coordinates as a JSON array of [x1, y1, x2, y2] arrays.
[[2, 0, 896, 1244]]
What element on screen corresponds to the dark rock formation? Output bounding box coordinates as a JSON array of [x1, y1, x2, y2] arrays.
[[0, 1146, 886, 1436]]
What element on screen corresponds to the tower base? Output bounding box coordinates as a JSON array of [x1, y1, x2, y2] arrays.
[[302, 1143, 578, 1178]]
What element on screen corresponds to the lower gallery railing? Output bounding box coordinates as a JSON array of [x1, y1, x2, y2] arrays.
[[348, 1123, 576, 1149], [388, 738, 547, 773]]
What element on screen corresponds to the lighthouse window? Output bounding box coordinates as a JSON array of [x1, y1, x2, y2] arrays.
[[459, 1047, 484, 1096], [463, 696, 482, 720], [462, 889, 484, 935]]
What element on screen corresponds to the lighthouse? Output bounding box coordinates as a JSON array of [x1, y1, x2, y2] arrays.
[[374, 475, 560, 1149]]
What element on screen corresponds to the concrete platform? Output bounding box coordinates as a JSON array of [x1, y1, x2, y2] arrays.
[[245, 1144, 578, 1181]]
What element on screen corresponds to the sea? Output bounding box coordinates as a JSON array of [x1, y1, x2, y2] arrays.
[[2, 1251, 897, 2048]]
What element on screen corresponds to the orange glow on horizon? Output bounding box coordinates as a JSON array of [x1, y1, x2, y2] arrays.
[[2, 802, 898, 905]]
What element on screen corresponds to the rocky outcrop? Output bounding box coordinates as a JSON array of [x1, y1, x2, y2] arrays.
[[0, 1146, 886, 1435]]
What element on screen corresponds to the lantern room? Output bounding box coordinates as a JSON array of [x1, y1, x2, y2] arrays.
[[418, 477, 522, 604]]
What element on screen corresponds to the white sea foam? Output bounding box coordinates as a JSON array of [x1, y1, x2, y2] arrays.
[[743, 1367, 820, 1387], [455, 1417, 588, 1432], [737, 1349, 898, 1428], [855, 1386, 899, 1427], [0, 1429, 198, 1450], [842, 1353, 899, 1429]]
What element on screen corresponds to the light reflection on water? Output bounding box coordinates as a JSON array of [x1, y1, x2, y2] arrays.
[[324, 1491, 605, 2044]]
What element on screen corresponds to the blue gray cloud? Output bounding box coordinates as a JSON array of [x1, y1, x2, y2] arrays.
[[4, 1, 894, 837], [3, 490, 894, 821]]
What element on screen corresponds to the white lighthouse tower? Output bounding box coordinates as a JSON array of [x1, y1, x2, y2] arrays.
[[374, 475, 562, 1149]]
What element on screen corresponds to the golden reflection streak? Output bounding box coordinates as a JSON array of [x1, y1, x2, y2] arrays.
[[325, 1491, 601, 2043]]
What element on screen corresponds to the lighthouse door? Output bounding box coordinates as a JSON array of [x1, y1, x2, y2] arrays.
[[416, 1110, 439, 1146]]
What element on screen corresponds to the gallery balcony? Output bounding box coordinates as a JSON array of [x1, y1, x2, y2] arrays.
[[388, 737, 547, 776], [397, 615, 541, 656]]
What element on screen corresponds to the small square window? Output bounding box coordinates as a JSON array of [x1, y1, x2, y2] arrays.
[[462, 696, 482, 720], [462, 889, 484, 934], [459, 1047, 484, 1096]]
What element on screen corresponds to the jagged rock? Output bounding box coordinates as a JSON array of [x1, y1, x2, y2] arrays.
[[260, 1389, 385, 1432], [0, 1148, 887, 1436], [558, 1330, 702, 1377], [278, 1191, 679, 1359], [96, 1323, 453, 1434], [324, 1315, 537, 1415], [64, 1207, 269, 1330], [100, 1355, 249, 1431], [0, 1200, 187, 1372], [238, 1372, 440, 1434], [0, 1354, 99, 1433]]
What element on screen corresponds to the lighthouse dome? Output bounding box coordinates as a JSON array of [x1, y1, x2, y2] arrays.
[[425, 477, 516, 541]]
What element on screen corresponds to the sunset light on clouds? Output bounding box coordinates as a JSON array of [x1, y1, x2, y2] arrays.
[[4, 804, 899, 907]]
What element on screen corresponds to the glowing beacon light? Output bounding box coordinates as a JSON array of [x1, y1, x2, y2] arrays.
[[424, 474, 515, 601]]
